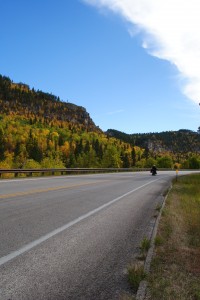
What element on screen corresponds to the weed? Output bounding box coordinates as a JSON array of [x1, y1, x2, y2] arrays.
[[154, 236, 163, 247], [163, 222, 173, 240], [161, 208, 167, 216], [127, 262, 146, 292], [139, 237, 151, 257]]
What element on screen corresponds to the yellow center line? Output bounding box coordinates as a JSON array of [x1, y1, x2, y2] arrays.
[[0, 180, 109, 199]]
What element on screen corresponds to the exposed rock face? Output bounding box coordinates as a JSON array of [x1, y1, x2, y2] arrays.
[[0, 75, 101, 132], [106, 129, 200, 155]]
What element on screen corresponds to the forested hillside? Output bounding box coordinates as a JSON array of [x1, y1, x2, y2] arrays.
[[0, 75, 140, 171], [0, 74, 199, 173], [107, 129, 200, 168], [0, 75, 98, 132]]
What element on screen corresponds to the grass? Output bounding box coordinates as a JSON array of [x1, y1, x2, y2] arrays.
[[127, 261, 146, 292], [147, 173, 200, 300], [139, 236, 151, 259], [125, 237, 150, 295]]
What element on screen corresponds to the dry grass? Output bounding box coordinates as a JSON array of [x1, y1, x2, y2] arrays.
[[127, 261, 146, 292], [147, 174, 200, 300], [139, 237, 151, 260]]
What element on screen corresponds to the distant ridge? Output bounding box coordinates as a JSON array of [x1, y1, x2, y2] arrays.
[[106, 129, 200, 160]]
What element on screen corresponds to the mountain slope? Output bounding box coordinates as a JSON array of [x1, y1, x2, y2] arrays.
[[106, 129, 200, 161], [0, 75, 135, 171], [0, 75, 99, 132]]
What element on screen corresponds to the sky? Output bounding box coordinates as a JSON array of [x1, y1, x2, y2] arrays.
[[0, 0, 200, 134]]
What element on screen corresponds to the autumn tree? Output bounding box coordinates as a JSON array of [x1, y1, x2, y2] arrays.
[[157, 156, 173, 168], [101, 145, 122, 168]]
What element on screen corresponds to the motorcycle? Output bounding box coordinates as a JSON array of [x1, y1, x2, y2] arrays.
[[150, 167, 157, 176]]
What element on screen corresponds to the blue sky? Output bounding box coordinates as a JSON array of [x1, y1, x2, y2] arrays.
[[0, 0, 200, 134]]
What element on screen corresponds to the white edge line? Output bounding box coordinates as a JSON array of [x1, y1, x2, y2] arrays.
[[0, 178, 160, 267]]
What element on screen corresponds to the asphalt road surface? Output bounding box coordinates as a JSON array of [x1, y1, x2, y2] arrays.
[[0, 171, 188, 299]]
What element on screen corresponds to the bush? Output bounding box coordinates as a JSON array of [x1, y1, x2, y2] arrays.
[[188, 156, 200, 169], [0, 161, 13, 178], [157, 156, 173, 168], [24, 159, 41, 169]]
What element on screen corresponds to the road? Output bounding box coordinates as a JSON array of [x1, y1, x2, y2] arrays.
[[0, 171, 186, 299]]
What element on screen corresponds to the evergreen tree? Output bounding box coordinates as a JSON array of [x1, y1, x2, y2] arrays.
[[0, 127, 5, 161], [121, 152, 131, 168], [84, 140, 90, 153], [131, 148, 136, 166], [27, 138, 43, 162]]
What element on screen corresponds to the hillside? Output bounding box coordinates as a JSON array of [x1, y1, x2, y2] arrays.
[[106, 129, 200, 165], [0, 75, 99, 132], [0, 75, 136, 171]]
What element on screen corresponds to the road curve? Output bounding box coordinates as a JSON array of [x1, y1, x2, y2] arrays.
[[0, 171, 185, 299]]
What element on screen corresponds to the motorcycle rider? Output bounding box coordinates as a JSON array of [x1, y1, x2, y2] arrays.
[[151, 165, 157, 175]]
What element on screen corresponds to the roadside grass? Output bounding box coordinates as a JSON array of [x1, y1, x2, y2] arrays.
[[126, 236, 150, 296], [147, 173, 200, 300], [127, 261, 146, 292], [139, 237, 151, 259]]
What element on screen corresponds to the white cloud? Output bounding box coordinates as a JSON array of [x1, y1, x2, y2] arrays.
[[83, 0, 200, 104]]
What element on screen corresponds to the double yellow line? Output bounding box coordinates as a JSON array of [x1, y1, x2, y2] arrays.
[[0, 180, 108, 199]]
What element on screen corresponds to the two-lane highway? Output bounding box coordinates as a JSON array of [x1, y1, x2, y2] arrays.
[[0, 171, 177, 299]]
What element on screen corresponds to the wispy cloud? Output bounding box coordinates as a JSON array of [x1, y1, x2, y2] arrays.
[[106, 109, 125, 115], [83, 0, 200, 104]]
